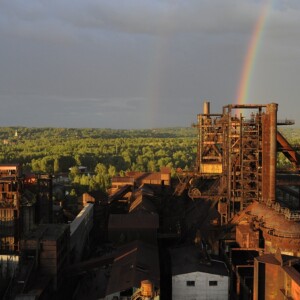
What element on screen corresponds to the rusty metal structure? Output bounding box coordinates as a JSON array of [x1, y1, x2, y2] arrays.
[[35, 174, 53, 224], [176, 101, 300, 299], [0, 164, 22, 253], [0, 165, 53, 255], [179, 102, 300, 226], [2, 102, 300, 299]]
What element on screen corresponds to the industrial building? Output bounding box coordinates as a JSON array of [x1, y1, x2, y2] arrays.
[[174, 102, 300, 299], [20, 224, 70, 291], [1, 101, 300, 299], [171, 244, 229, 300], [0, 164, 25, 253], [0, 164, 54, 293], [0, 165, 53, 257], [0, 164, 94, 299], [104, 240, 160, 300], [253, 251, 300, 299]]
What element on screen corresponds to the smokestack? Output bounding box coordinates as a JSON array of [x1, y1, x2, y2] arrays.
[[203, 101, 210, 115], [268, 103, 278, 203]]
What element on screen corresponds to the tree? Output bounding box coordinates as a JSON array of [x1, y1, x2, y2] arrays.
[[54, 157, 60, 173], [69, 166, 80, 180], [40, 157, 54, 173], [95, 163, 107, 175], [147, 160, 157, 172], [31, 159, 41, 172], [108, 165, 116, 177]]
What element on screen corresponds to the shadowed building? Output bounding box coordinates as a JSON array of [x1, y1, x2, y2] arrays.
[[170, 244, 229, 300], [108, 213, 159, 245], [104, 240, 160, 299], [254, 251, 300, 300]]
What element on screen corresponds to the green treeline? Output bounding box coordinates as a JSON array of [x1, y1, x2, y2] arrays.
[[1, 126, 299, 193], [0, 127, 197, 192]]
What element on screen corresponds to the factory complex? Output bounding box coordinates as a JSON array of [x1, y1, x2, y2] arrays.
[[1, 102, 300, 299]]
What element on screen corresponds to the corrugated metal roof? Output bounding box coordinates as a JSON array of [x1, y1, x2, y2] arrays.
[[170, 245, 228, 277], [23, 223, 70, 241], [124, 171, 162, 181], [108, 213, 159, 229], [105, 240, 160, 296], [129, 188, 157, 214]]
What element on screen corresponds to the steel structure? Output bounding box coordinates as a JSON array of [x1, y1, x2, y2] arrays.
[[184, 101, 300, 298], [186, 102, 299, 225], [0, 164, 22, 253], [0, 166, 53, 254]]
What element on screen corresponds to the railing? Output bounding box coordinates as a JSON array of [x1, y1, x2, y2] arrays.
[[267, 229, 300, 239], [265, 201, 300, 221], [284, 210, 300, 221], [277, 119, 295, 125]]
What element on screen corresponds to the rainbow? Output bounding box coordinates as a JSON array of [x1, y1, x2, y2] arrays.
[[236, 0, 273, 104]]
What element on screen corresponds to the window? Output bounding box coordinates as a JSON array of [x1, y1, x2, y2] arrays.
[[209, 280, 218, 286], [186, 281, 195, 286]]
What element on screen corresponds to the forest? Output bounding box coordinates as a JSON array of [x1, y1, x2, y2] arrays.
[[0, 126, 299, 194], [0, 127, 197, 193]]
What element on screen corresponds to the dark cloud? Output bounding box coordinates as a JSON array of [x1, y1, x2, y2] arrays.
[[0, 0, 300, 128], [0, 0, 271, 39]]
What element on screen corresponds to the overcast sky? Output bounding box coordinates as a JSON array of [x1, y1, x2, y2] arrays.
[[0, 0, 300, 128]]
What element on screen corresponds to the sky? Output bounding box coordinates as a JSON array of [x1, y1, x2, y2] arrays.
[[0, 0, 300, 129]]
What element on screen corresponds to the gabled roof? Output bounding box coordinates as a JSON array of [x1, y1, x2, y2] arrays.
[[170, 244, 228, 277], [129, 186, 157, 214], [105, 240, 160, 296]]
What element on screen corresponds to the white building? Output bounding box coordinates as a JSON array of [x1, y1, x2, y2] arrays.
[[171, 245, 229, 300]]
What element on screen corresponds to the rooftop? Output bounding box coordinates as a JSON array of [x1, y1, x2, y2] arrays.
[[129, 185, 157, 214], [108, 213, 159, 229], [23, 224, 70, 241], [105, 240, 160, 296], [170, 244, 228, 277]]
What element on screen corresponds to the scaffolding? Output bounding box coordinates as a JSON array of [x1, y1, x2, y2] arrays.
[[0, 165, 22, 253], [191, 103, 281, 224]]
